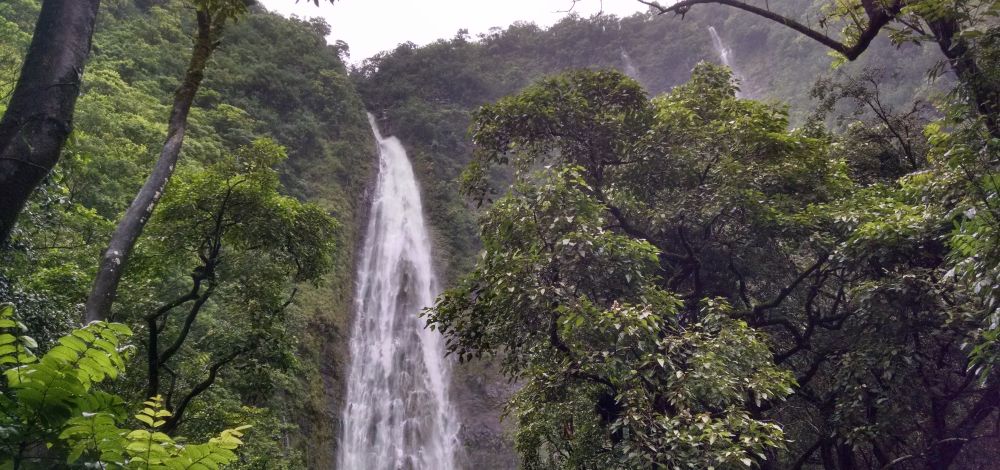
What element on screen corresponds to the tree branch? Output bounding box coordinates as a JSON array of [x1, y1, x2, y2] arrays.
[[143, 272, 206, 323], [85, 8, 223, 322], [746, 254, 829, 317], [158, 283, 216, 367], [638, 0, 900, 61], [162, 346, 249, 433]]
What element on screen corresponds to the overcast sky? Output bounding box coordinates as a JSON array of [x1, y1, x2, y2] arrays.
[[258, 0, 650, 63]]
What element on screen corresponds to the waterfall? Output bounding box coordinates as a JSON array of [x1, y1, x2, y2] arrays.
[[708, 26, 733, 70], [620, 49, 639, 79], [708, 26, 747, 96], [337, 114, 461, 470]]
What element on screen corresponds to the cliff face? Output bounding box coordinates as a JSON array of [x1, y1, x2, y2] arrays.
[[450, 360, 519, 469]]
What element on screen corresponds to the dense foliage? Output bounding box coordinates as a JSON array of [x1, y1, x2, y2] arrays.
[[429, 57, 999, 470], [1, 0, 370, 467], [0, 303, 249, 469], [353, 0, 944, 285], [0, 0, 997, 468], [355, 2, 999, 468]]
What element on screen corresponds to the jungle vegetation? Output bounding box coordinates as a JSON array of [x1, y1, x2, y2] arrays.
[[1, 0, 998, 469]]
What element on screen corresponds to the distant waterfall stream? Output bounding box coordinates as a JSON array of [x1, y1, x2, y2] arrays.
[[708, 26, 747, 96], [337, 114, 460, 470], [620, 49, 639, 79]]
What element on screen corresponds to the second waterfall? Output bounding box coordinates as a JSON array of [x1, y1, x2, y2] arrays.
[[337, 114, 461, 469]]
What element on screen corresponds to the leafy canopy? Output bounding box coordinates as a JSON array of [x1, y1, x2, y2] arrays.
[[429, 68, 798, 469]]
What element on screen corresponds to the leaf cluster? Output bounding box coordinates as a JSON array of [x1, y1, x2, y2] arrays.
[[0, 304, 249, 469]]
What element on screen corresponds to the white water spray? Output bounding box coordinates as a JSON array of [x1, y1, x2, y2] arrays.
[[620, 49, 639, 79], [337, 114, 461, 470], [708, 26, 747, 96], [708, 26, 734, 69]]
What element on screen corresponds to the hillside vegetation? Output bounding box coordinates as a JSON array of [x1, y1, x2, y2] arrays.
[[1, 0, 997, 469], [1, 1, 371, 467]]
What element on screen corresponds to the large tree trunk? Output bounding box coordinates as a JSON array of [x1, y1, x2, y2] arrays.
[[0, 0, 101, 244], [84, 11, 220, 323]]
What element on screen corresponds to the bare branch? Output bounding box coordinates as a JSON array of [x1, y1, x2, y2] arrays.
[[638, 0, 901, 60], [162, 346, 249, 433], [158, 284, 216, 367], [746, 254, 829, 317]]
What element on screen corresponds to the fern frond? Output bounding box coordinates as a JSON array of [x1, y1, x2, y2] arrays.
[[0, 303, 38, 378], [0, 307, 246, 469], [7, 320, 133, 427]]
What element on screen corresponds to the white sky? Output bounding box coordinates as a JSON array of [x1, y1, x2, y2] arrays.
[[258, 0, 649, 62]]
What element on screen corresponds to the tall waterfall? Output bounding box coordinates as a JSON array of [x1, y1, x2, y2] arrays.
[[337, 114, 461, 470], [708, 26, 747, 96]]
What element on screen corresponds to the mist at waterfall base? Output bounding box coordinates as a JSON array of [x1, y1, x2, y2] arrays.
[[337, 115, 461, 469], [620, 49, 639, 79]]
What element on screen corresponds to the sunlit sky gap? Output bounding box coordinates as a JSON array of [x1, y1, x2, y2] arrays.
[[258, 0, 650, 63]]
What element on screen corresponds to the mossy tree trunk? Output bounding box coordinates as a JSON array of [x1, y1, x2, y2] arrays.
[[85, 10, 222, 323]]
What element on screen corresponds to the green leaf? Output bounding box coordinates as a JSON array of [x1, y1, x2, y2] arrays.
[[136, 413, 155, 427]]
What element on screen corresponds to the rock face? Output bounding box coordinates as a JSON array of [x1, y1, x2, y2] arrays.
[[451, 360, 519, 469]]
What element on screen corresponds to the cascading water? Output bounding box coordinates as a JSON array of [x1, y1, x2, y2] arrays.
[[708, 26, 734, 70], [708, 26, 748, 96], [337, 114, 461, 470], [620, 49, 639, 79]]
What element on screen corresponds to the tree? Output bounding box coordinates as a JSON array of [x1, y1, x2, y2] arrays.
[[628, 4, 1000, 464], [0, 0, 101, 244], [128, 139, 337, 432], [85, 0, 336, 323], [1, 2, 364, 464], [0, 0, 339, 246], [430, 68, 801, 468], [84, 0, 247, 324], [436, 65, 1000, 468], [638, 0, 999, 136], [808, 67, 933, 183]]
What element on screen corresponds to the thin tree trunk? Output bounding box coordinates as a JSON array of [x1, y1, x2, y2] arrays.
[[162, 346, 248, 434], [84, 11, 220, 323], [0, 0, 101, 244], [146, 316, 159, 399]]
